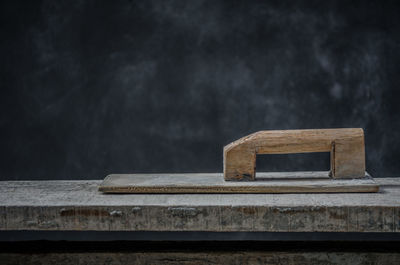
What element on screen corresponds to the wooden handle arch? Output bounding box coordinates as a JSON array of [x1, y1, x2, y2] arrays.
[[223, 128, 365, 181]]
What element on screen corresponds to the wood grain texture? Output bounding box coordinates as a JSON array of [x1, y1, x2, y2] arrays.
[[0, 178, 398, 232], [98, 172, 378, 194], [2, 252, 400, 265], [224, 128, 365, 181]]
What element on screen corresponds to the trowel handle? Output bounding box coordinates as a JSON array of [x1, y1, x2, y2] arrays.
[[223, 128, 365, 181]]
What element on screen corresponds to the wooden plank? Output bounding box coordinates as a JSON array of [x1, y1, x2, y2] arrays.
[[2, 252, 400, 265], [0, 178, 398, 232], [224, 129, 365, 181], [98, 171, 378, 194]]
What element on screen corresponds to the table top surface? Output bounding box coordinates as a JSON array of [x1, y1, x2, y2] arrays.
[[1, 176, 399, 232], [1, 175, 399, 207]]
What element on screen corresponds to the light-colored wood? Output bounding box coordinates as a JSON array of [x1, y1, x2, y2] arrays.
[[98, 172, 378, 194], [224, 128, 365, 181]]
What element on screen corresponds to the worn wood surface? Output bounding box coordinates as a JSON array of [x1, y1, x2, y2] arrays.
[[2, 252, 400, 265], [99, 172, 379, 193], [0, 177, 399, 232], [224, 129, 365, 181]]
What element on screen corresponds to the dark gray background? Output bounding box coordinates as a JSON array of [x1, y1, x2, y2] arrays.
[[1, 0, 399, 180]]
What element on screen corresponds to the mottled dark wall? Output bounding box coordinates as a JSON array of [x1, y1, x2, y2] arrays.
[[1, 0, 399, 180]]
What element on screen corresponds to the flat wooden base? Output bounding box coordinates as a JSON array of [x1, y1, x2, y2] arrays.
[[99, 171, 379, 193]]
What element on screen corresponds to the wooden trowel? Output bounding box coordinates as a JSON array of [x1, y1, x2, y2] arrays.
[[99, 128, 379, 193]]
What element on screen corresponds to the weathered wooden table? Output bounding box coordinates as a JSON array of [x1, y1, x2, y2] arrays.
[[0, 176, 399, 264]]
